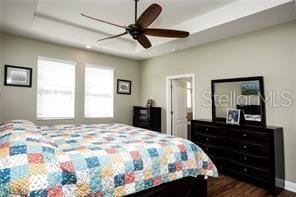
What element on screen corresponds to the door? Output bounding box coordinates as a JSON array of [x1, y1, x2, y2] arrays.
[[172, 79, 188, 139]]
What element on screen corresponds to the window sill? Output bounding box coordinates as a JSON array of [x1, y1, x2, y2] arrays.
[[84, 117, 114, 119], [36, 117, 75, 121]]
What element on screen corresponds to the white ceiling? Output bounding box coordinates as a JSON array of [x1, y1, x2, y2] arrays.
[[1, 0, 296, 60]]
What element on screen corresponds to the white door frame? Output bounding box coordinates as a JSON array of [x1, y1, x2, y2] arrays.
[[166, 73, 196, 136]]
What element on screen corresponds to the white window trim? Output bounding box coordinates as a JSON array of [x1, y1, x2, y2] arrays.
[[38, 56, 77, 66], [85, 63, 115, 71], [36, 56, 76, 120], [84, 63, 115, 119]]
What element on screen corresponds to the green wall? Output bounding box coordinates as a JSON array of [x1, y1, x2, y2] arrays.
[[140, 21, 296, 183], [0, 34, 141, 125]]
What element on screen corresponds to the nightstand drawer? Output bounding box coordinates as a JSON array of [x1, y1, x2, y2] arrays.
[[133, 121, 150, 129], [133, 106, 161, 132], [134, 115, 150, 122], [134, 108, 150, 115]]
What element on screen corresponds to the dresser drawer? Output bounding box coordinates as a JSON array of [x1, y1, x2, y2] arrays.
[[226, 159, 272, 182], [197, 143, 225, 158], [191, 120, 284, 189], [226, 150, 271, 169], [209, 155, 226, 167], [227, 139, 271, 156], [192, 133, 225, 147], [192, 124, 223, 136], [227, 128, 272, 144]]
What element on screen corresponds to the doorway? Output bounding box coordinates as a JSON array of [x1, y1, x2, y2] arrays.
[[166, 74, 195, 139]]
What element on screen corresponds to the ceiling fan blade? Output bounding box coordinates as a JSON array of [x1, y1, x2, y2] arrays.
[[136, 4, 162, 29], [97, 32, 128, 42], [81, 13, 126, 29], [137, 34, 152, 49], [145, 28, 189, 38]]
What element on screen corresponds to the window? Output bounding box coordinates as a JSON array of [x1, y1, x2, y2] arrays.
[[37, 57, 75, 119], [84, 64, 114, 118]]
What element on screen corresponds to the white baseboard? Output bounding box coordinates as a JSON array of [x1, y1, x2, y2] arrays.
[[276, 178, 285, 189], [276, 178, 296, 193], [285, 180, 296, 193]]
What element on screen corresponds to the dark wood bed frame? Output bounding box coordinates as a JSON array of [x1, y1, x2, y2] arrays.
[[127, 176, 207, 197]]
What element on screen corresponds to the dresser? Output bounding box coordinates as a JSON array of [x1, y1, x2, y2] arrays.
[[191, 119, 284, 190], [133, 106, 161, 132]]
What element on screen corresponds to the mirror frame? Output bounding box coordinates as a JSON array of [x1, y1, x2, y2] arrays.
[[211, 76, 266, 127]]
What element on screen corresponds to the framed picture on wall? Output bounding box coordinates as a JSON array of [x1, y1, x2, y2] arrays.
[[4, 65, 32, 87], [240, 81, 260, 95], [117, 79, 132, 95]]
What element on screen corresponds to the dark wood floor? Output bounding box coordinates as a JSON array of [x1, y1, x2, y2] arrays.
[[208, 175, 296, 197]]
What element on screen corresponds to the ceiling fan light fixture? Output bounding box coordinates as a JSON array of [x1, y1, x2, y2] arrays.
[[81, 0, 189, 49]]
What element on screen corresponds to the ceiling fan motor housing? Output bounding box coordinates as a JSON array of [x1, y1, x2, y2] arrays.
[[81, 0, 189, 48], [127, 24, 144, 39]]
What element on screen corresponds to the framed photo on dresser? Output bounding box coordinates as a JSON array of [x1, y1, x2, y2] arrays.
[[226, 109, 240, 125]]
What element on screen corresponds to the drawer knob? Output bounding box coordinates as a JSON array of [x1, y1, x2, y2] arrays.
[[206, 138, 209, 141], [243, 133, 247, 137], [243, 145, 247, 149], [244, 168, 248, 172], [244, 157, 247, 160], [205, 128, 209, 131]]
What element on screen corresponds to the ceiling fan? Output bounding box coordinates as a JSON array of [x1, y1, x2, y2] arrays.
[[81, 0, 190, 49]]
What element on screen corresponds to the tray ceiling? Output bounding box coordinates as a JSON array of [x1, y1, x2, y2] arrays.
[[1, 0, 296, 60]]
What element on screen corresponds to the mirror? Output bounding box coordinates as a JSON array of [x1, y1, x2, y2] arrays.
[[211, 76, 266, 126]]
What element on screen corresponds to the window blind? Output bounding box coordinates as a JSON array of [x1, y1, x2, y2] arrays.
[[84, 65, 114, 118], [37, 57, 75, 119]]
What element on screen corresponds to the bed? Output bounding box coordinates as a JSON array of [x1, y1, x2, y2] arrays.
[[0, 120, 218, 196]]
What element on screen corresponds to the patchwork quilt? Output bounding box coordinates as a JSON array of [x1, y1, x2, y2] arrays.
[[0, 120, 218, 196]]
